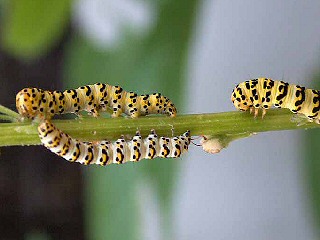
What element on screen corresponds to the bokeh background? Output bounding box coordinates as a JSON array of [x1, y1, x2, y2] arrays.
[[0, 0, 319, 239]]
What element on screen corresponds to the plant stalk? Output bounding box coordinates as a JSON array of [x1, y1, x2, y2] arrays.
[[0, 108, 318, 147]]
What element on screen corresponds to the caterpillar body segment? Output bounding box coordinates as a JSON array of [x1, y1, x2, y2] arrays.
[[16, 83, 177, 120], [231, 78, 320, 123], [38, 120, 191, 166]]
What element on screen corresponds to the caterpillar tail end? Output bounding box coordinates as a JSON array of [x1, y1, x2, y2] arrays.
[[167, 105, 177, 117], [261, 109, 267, 118]]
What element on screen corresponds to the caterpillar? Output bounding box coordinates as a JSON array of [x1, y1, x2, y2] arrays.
[[16, 83, 177, 119], [38, 120, 191, 165], [231, 78, 320, 123]]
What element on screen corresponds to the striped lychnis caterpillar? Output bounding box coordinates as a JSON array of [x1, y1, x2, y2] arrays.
[[38, 120, 191, 165], [231, 78, 320, 123], [16, 83, 177, 119]]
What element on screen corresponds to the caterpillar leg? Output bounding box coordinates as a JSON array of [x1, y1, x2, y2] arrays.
[[262, 109, 267, 118], [111, 111, 122, 118], [90, 109, 100, 117], [249, 107, 259, 118], [83, 105, 100, 117], [249, 107, 267, 118], [111, 107, 123, 118]]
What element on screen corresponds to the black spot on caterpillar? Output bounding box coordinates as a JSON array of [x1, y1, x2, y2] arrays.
[[16, 83, 177, 119], [231, 78, 320, 123], [38, 120, 191, 165]]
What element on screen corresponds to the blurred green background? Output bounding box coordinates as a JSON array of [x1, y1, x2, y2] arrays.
[[0, 0, 197, 239], [0, 0, 320, 239]]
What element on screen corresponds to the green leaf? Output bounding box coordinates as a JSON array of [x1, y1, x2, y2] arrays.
[[1, 0, 71, 59]]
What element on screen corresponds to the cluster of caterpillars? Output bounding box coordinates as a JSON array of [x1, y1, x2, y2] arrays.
[[17, 78, 319, 161], [16, 83, 191, 165]]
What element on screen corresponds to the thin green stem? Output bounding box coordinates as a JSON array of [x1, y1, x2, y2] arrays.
[[0, 108, 318, 147], [0, 114, 18, 122], [0, 104, 20, 120]]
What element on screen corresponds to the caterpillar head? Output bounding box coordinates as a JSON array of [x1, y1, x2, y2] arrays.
[[161, 95, 177, 117], [16, 88, 43, 119], [231, 85, 250, 111]]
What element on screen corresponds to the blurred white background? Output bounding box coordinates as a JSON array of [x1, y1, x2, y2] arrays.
[[72, 0, 320, 239], [175, 0, 320, 239]]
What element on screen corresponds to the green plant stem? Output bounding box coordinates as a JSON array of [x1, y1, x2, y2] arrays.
[[0, 108, 318, 147], [0, 114, 18, 122], [0, 104, 20, 119]]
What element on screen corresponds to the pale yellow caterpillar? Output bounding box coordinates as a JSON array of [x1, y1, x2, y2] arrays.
[[16, 83, 177, 119], [231, 78, 320, 123]]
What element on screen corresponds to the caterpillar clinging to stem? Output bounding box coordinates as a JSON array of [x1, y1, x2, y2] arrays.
[[38, 120, 191, 165], [231, 78, 320, 123], [16, 83, 177, 119]]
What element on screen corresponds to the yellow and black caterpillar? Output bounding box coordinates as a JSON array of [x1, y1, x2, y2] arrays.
[[38, 120, 191, 165], [16, 83, 177, 119], [231, 78, 320, 123]]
